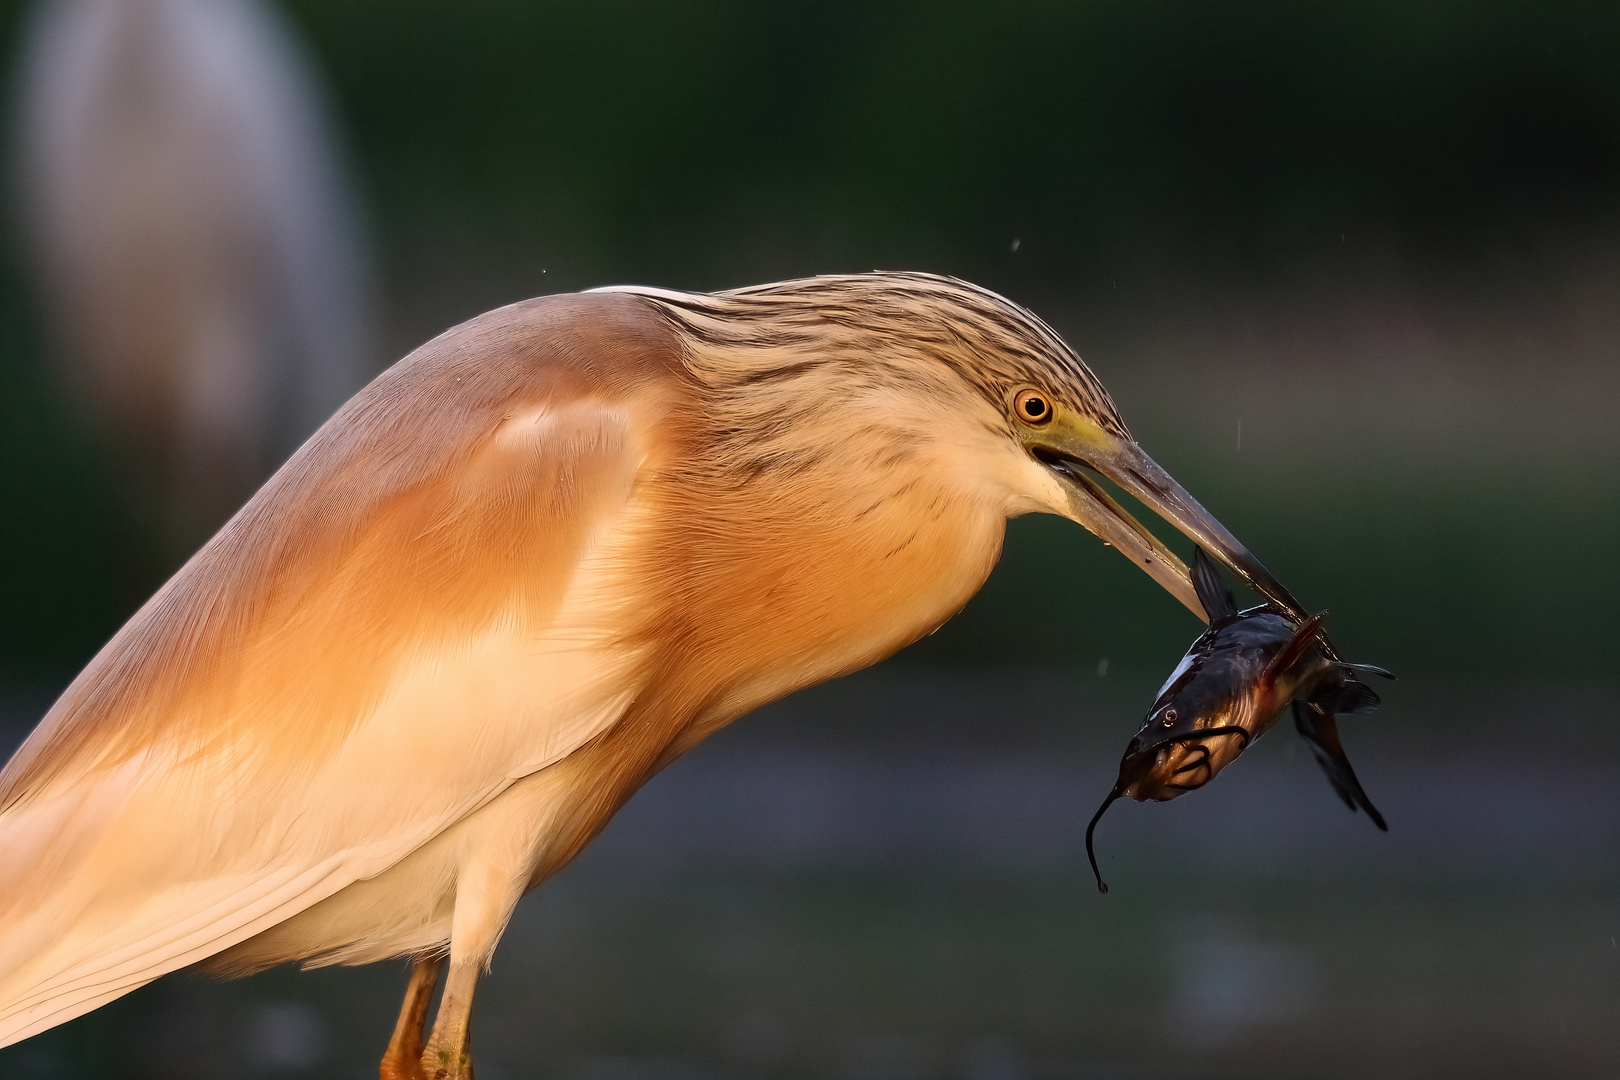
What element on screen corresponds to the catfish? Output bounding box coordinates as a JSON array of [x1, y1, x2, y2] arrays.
[[1085, 549, 1393, 893]]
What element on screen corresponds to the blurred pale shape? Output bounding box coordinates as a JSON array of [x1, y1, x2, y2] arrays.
[[15, 0, 373, 549]]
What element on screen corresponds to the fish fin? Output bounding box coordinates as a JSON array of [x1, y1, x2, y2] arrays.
[[1345, 662, 1396, 681], [1292, 702, 1388, 830], [1191, 547, 1239, 622], [1319, 677, 1381, 715], [1085, 788, 1124, 894], [1261, 612, 1326, 688]]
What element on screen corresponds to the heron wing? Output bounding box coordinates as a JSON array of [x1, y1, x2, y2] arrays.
[[0, 294, 682, 1046]]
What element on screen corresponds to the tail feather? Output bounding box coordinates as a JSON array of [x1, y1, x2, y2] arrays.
[[0, 846, 354, 1049]]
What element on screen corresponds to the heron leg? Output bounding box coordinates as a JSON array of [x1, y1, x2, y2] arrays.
[[420, 955, 481, 1080], [379, 955, 442, 1080], [419, 851, 528, 1080]]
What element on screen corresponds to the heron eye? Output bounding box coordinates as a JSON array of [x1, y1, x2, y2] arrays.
[[1162, 709, 1178, 727], [1013, 388, 1052, 424]]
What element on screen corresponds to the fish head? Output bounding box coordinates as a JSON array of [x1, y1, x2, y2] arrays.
[[1121, 683, 1256, 802], [1083, 661, 1260, 893]]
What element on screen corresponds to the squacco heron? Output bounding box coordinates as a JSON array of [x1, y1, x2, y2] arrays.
[[0, 273, 1301, 1078]]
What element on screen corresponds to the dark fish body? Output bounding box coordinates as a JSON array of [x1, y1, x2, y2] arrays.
[[1085, 550, 1392, 892]]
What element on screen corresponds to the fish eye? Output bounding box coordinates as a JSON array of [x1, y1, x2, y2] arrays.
[[1013, 388, 1053, 425]]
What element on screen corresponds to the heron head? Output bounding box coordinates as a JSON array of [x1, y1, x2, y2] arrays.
[[883, 276, 1306, 624], [613, 272, 1302, 623]]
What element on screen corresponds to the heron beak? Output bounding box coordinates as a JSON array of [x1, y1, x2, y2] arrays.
[[1028, 410, 1304, 623]]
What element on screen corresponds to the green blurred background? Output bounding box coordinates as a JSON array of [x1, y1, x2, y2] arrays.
[[0, 1, 1616, 1078]]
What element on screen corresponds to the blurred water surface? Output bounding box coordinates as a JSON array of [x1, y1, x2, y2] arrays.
[[1, 669, 1614, 1080]]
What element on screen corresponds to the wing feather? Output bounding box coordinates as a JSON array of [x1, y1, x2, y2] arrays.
[[0, 293, 682, 1047]]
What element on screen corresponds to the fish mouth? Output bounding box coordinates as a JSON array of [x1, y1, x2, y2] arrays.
[[1166, 742, 1214, 789], [1034, 434, 1305, 623], [1125, 725, 1255, 800]]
